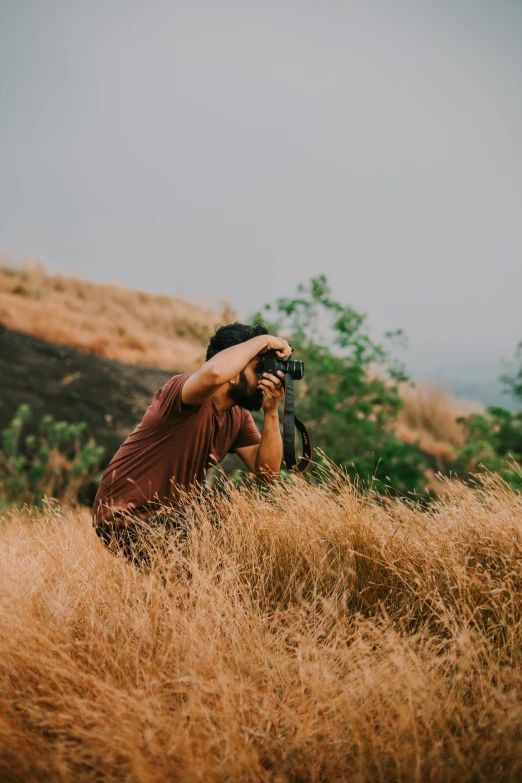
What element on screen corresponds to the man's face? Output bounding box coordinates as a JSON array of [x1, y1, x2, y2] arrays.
[[227, 356, 265, 411]]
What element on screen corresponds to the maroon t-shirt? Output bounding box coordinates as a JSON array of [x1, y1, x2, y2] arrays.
[[93, 372, 261, 526]]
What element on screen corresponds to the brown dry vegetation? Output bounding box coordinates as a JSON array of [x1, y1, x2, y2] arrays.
[[396, 382, 482, 492], [397, 382, 480, 461], [0, 261, 233, 370], [2, 469, 522, 782]]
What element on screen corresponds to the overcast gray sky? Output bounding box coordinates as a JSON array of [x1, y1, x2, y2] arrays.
[[1, 0, 521, 386]]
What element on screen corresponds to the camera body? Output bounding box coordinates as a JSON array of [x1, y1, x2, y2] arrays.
[[258, 349, 311, 473], [261, 349, 304, 381]]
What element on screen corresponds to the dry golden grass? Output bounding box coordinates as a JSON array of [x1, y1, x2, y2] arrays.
[[0, 261, 233, 370], [397, 382, 481, 463], [2, 469, 522, 782]]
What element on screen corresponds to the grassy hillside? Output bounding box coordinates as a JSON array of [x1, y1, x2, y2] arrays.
[[0, 262, 232, 370], [1, 471, 521, 781]]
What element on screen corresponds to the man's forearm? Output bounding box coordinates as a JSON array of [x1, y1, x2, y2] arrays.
[[255, 410, 282, 483], [204, 335, 269, 386]]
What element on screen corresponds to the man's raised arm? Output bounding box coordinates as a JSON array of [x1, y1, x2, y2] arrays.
[[181, 334, 292, 407]]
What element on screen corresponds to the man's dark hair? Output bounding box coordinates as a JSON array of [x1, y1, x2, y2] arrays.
[[206, 322, 268, 362]]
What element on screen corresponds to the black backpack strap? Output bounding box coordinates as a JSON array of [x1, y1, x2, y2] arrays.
[[282, 373, 312, 473]]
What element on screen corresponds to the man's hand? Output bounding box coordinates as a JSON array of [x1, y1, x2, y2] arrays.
[[260, 336, 293, 360], [258, 370, 285, 413]]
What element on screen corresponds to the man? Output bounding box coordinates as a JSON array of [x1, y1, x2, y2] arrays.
[[93, 322, 291, 560]]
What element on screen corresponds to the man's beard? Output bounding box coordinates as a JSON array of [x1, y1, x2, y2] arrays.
[[228, 371, 264, 411]]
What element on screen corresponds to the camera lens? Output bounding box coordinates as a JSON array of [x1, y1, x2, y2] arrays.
[[286, 360, 304, 380]]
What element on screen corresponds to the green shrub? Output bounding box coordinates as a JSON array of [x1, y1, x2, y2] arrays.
[[0, 404, 105, 508], [454, 409, 522, 491], [252, 276, 429, 496]]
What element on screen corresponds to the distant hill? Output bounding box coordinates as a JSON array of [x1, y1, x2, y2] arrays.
[[415, 361, 518, 412]]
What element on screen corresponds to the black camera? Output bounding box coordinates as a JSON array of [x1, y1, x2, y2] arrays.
[[261, 350, 304, 380], [257, 348, 311, 473]]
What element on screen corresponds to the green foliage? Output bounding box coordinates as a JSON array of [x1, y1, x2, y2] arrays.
[[253, 275, 428, 495], [0, 404, 105, 508], [453, 408, 522, 491]]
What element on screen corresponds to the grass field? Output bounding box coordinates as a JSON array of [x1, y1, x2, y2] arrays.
[[1, 468, 522, 782]]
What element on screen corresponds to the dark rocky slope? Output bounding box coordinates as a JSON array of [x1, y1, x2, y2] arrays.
[[0, 324, 176, 471]]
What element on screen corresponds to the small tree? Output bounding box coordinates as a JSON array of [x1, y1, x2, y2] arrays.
[[253, 276, 428, 495]]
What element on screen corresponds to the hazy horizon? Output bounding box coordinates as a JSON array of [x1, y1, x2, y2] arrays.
[[1, 1, 521, 397]]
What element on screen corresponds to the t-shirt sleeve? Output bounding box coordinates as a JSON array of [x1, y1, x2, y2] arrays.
[[155, 373, 197, 422], [231, 411, 262, 451]]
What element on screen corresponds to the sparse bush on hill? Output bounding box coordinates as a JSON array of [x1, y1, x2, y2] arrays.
[[1, 471, 522, 780], [0, 404, 105, 508], [253, 275, 429, 495]]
